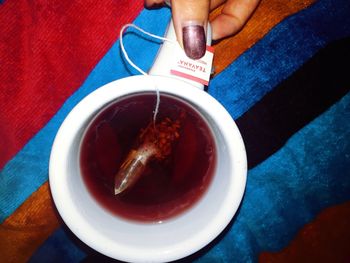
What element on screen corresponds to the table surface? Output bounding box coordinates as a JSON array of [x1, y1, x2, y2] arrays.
[[1, 0, 350, 262]]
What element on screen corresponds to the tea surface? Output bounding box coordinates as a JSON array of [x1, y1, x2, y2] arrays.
[[80, 93, 216, 222]]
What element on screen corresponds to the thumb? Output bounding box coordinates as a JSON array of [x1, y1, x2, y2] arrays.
[[171, 0, 210, 59]]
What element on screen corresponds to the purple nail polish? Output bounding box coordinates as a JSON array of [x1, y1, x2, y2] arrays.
[[183, 25, 206, 60]]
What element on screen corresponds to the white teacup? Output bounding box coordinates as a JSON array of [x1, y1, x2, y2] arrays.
[[49, 75, 246, 262], [49, 20, 247, 263]]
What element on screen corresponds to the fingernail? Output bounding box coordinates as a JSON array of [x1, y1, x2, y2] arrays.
[[183, 25, 206, 60]]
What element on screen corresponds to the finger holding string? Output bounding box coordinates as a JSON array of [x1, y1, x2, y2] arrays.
[[145, 0, 210, 60], [144, 0, 260, 54], [170, 0, 210, 60]]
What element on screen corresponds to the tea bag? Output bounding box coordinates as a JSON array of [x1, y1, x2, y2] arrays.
[[116, 23, 212, 194], [114, 114, 184, 195]]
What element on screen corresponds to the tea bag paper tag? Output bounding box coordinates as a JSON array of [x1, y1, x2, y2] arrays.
[[170, 45, 214, 86]]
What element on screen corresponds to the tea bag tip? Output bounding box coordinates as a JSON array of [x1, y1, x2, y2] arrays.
[[114, 187, 123, 195]]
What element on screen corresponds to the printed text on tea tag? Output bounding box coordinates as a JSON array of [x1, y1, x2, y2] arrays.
[[170, 45, 214, 86]]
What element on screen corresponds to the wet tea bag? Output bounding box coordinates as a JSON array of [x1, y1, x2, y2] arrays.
[[115, 23, 213, 194], [114, 113, 185, 194]]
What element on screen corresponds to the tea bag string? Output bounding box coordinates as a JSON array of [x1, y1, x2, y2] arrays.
[[119, 24, 177, 123]]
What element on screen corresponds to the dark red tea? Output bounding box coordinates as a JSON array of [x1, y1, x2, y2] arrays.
[[79, 93, 216, 222]]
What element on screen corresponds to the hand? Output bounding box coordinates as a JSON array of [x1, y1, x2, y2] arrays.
[[145, 0, 260, 59]]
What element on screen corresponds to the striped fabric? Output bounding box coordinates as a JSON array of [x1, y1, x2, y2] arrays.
[[1, 0, 349, 262]]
